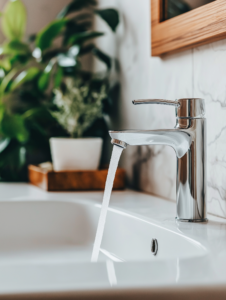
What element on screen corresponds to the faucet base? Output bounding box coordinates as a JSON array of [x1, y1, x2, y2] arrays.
[[175, 218, 208, 223]]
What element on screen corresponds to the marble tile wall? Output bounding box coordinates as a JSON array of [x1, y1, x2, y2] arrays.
[[97, 0, 226, 218], [193, 41, 226, 218]]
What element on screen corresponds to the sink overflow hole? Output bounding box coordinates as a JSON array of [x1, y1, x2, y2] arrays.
[[151, 239, 158, 256]]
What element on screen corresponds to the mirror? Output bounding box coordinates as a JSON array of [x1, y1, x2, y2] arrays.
[[162, 0, 215, 21]]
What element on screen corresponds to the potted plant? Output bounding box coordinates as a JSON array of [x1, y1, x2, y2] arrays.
[[0, 0, 119, 179], [50, 76, 107, 171]]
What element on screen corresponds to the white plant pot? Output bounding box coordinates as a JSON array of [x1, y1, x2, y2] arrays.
[[50, 138, 103, 171]]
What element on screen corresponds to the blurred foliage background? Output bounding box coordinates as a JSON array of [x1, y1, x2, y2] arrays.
[[0, 0, 119, 181]]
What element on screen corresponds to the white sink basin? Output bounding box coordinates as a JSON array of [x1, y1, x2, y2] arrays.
[[0, 201, 96, 264], [0, 184, 226, 297], [0, 200, 206, 264]]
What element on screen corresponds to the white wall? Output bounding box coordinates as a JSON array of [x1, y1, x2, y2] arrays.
[[96, 0, 226, 219]]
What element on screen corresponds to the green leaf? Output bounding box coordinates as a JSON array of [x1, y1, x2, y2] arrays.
[[36, 19, 67, 51], [1, 113, 29, 142], [0, 104, 5, 123], [95, 9, 119, 32], [10, 67, 40, 91], [22, 108, 57, 137], [67, 31, 104, 46], [1, 40, 31, 55], [0, 68, 17, 94], [38, 72, 50, 91], [37, 59, 55, 91], [22, 107, 44, 120], [0, 59, 11, 71], [63, 19, 93, 46], [57, 0, 96, 19], [92, 47, 112, 69], [54, 67, 63, 88], [1, 0, 27, 40]]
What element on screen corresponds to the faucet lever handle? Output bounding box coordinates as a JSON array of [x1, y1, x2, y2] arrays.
[[132, 99, 180, 107], [132, 98, 205, 118]]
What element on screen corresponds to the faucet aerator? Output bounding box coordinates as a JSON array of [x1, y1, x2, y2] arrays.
[[111, 139, 127, 149]]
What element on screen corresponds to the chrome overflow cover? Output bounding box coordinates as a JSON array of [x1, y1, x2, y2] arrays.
[[151, 239, 158, 256]]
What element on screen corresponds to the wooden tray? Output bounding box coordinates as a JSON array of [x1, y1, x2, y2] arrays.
[[28, 163, 125, 191]]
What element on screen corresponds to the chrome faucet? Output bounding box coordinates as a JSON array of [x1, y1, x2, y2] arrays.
[[110, 98, 207, 222]]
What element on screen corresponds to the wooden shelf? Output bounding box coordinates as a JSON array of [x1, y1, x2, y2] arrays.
[[28, 164, 126, 192]]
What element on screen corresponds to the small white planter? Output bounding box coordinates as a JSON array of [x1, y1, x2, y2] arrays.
[[50, 138, 103, 171]]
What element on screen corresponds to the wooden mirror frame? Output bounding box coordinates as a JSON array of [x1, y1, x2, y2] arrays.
[[151, 0, 226, 56]]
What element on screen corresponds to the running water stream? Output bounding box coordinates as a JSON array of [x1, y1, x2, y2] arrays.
[[91, 145, 124, 262]]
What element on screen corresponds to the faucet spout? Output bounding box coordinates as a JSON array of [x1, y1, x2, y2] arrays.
[[110, 129, 191, 158], [109, 113, 207, 222]]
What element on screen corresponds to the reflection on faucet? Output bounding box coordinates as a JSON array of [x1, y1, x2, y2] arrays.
[[110, 98, 207, 223]]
